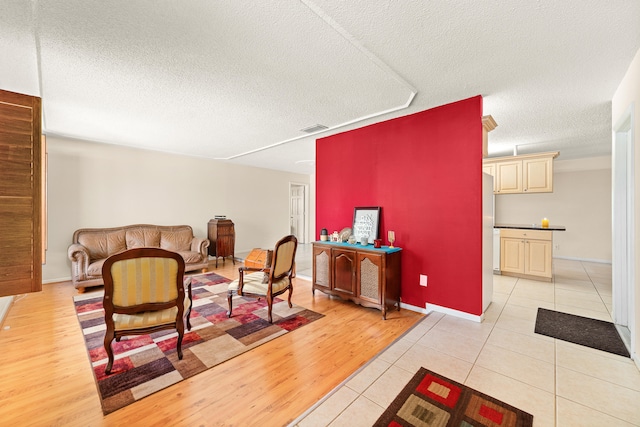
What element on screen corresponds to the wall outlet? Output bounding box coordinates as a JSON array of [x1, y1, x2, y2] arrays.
[[554, 244, 560, 250], [420, 274, 428, 287]]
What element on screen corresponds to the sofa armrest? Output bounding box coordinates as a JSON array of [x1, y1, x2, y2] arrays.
[[191, 237, 210, 258], [68, 243, 90, 282]]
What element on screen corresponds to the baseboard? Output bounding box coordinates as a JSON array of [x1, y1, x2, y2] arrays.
[[425, 302, 483, 323], [553, 256, 612, 264], [43, 277, 71, 284], [634, 353, 640, 372], [399, 301, 428, 315], [0, 296, 14, 329]]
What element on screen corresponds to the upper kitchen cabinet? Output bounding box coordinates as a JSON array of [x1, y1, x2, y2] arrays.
[[483, 151, 559, 194]]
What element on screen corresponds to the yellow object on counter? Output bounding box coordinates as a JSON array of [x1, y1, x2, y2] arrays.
[[541, 218, 549, 228]]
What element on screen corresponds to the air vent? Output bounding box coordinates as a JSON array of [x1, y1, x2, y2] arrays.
[[300, 124, 328, 133]]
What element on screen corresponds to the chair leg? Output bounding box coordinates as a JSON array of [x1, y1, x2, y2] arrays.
[[104, 330, 115, 374], [287, 286, 293, 309], [185, 301, 192, 331], [176, 325, 184, 360], [227, 290, 233, 318], [267, 295, 273, 323]]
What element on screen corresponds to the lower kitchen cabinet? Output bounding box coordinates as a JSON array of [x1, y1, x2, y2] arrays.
[[500, 229, 553, 281]]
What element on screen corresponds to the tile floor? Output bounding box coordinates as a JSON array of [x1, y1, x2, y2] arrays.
[[293, 259, 640, 426]]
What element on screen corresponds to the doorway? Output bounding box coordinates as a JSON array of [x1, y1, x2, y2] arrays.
[[612, 104, 635, 354], [289, 183, 308, 244]]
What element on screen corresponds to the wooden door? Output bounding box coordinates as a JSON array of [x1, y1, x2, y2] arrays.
[[357, 252, 382, 304], [500, 237, 524, 274], [290, 184, 305, 243], [525, 239, 552, 278], [0, 89, 42, 297], [332, 249, 356, 296]]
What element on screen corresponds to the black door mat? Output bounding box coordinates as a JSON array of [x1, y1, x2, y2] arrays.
[[534, 308, 630, 357]]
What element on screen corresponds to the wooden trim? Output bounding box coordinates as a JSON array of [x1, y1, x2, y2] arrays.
[[481, 115, 497, 158], [42, 134, 47, 264], [483, 151, 560, 164]]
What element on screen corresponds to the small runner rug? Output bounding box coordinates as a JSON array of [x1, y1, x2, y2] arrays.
[[534, 308, 630, 357], [74, 272, 323, 415], [374, 368, 533, 427]]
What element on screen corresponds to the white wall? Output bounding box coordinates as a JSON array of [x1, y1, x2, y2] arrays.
[[43, 136, 311, 282], [495, 156, 612, 262], [612, 46, 640, 366]]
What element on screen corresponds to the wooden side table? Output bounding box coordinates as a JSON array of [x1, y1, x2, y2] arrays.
[[208, 219, 235, 267]]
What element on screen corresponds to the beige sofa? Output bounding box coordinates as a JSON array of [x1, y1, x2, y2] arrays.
[[68, 224, 210, 291]]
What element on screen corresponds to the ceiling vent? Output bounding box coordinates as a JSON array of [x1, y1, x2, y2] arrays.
[[300, 124, 329, 133]]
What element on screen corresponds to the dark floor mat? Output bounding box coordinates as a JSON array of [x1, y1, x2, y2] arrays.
[[534, 308, 630, 357]]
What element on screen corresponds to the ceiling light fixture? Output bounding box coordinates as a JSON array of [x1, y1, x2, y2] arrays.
[[300, 124, 329, 133]]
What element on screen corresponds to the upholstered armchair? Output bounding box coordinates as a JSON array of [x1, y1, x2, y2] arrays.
[[227, 235, 297, 323], [102, 248, 192, 374]]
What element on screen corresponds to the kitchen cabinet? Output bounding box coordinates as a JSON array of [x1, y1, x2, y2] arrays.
[[312, 242, 401, 319], [500, 229, 552, 281], [496, 160, 523, 193], [523, 157, 553, 192], [482, 163, 496, 192], [483, 152, 558, 194]]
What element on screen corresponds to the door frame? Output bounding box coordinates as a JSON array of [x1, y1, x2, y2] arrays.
[[612, 102, 635, 355], [289, 182, 309, 244]]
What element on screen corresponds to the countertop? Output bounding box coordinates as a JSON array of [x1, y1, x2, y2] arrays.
[[313, 240, 403, 253], [495, 223, 566, 231]]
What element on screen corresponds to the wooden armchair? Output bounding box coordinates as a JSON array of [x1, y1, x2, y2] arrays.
[[102, 248, 192, 374], [227, 235, 297, 323]]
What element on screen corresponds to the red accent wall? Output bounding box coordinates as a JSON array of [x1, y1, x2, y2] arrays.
[[316, 96, 484, 315]]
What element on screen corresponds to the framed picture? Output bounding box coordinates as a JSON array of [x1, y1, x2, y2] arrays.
[[352, 207, 381, 244]]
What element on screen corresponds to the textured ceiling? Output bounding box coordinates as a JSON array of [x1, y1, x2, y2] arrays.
[[1, 1, 640, 174]]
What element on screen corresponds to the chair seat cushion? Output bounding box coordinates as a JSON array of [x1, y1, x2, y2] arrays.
[[113, 290, 191, 331], [228, 272, 290, 295]]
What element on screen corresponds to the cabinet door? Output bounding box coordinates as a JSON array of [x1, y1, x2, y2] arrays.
[[523, 157, 553, 193], [525, 239, 552, 278], [482, 163, 497, 193], [496, 161, 522, 193], [312, 246, 332, 291], [332, 249, 356, 296], [357, 252, 382, 304], [500, 237, 524, 273]]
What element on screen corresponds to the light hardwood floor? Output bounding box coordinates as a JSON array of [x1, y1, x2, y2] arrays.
[[0, 260, 422, 426]]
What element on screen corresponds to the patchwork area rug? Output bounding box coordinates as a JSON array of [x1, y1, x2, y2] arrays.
[[74, 272, 324, 414], [374, 368, 533, 427], [534, 308, 630, 357]]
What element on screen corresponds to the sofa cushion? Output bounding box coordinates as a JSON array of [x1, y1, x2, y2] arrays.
[[160, 229, 192, 252], [176, 250, 204, 264], [87, 258, 107, 277], [126, 228, 161, 249], [78, 230, 126, 261]]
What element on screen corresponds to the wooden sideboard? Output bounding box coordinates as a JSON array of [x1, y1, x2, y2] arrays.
[[207, 219, 235, 267], [312, 241, 402, 319]]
